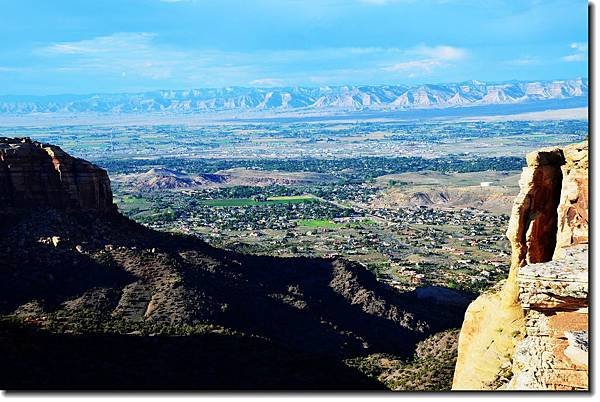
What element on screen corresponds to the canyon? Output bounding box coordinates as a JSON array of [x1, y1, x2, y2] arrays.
[[0, 137, 589, 390], [0, 137, 467, 390]]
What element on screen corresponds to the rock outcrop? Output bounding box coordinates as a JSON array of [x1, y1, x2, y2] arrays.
[[554, 141, 589, 258], [0, 137, 115, 213], [452, 140, 588, 390], [508, 245, 588, 390]]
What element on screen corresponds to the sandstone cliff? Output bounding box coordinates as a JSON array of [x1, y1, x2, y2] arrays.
[[0, 137, 115, 213], [452, 140, 588, 390]]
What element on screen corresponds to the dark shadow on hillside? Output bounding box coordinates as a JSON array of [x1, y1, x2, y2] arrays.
[[176, 251, 469, 358], [0, 233, 135, 314], [0, 209, 472, 386], [0, 321, 385, 390]]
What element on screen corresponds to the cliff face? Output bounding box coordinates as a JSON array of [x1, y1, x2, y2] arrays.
[[452, 140, 588, 390], [0, 137, 115, 213]]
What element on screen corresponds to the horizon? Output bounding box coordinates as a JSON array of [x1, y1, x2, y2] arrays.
[[0, 0, 589, 95], [0, 76, 590, 98]]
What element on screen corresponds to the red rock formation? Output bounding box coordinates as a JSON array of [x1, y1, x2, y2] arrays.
[[554, 141, 589, 258], [0, 137, 115, 213], [453, 140, 588, 391], [508, 148, 565, 267]]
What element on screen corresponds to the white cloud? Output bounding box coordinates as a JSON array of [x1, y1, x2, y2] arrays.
[[382, 59, 441, 73], [570, 42, 588, 52], [0, 66, 26, 72], [40, 33, 157, 55], [562, 42, 588, 62], [382, 44, 467, 76], [411, 45, 467, 61], [37, 33, 212, 81], [249, 78, 286, 86], [33, 33, 469, 87], [562, 53, 586, 62]]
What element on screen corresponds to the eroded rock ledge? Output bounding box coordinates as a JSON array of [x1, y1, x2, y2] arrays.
[[0, 137, 115, 213], [508, 245, 588, 390], [452, 140, 588, 391]]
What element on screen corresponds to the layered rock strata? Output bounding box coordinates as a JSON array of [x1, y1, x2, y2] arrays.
[[0, 137, 115, 213], [507, 245, 588, 390], [452, 140, 588, 390]]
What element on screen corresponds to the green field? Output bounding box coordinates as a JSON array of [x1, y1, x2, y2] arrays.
[[297, 219, 340, 228], [115, 195, 152, 211], [121, 195, 146, 204], [136, 208, 177, 223]]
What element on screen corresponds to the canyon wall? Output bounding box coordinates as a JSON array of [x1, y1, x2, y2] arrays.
[[0, 137, 115, 213], [452, 140, 588, 390]]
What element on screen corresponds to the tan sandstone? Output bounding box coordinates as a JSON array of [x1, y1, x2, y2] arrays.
[[452, 140, 588, 391]]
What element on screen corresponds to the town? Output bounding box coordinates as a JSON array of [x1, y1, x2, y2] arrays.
[[5, 117, 586, 296]]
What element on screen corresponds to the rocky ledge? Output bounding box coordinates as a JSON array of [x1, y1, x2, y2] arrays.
[[518, 245, 588, 311], [0, 137, 115, 213], [452, 140, 588, 391], [507, 245, 588, 390]]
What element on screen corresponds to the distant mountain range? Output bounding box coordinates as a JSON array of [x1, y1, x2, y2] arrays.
[[0, 78, 587, 115]]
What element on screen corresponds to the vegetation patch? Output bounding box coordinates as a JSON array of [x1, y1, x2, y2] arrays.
[[297, 219, 341, 228]]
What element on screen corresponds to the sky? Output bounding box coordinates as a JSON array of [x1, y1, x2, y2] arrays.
[[0, 0, 589, 95]]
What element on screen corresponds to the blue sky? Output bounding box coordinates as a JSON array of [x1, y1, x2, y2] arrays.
[[0, 0, 588, 95]]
